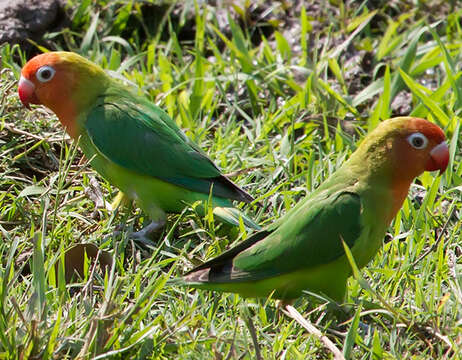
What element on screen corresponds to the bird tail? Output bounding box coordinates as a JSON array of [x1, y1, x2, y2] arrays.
[[212, 206, 261, 230]]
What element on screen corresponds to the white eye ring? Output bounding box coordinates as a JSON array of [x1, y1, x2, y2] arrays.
[[36, 65, 56, 83], [407, 132, 428, 149]]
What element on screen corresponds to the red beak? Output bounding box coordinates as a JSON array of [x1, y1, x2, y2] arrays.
[[18, 76, 38, 109], [426, 141, 449, 175]]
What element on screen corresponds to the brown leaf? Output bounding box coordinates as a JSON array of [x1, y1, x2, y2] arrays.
[[56, 243, 113, 284]]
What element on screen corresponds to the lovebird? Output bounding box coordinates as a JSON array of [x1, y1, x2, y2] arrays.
[[18, 52, 259, 241], [179, 117, 449, 302]]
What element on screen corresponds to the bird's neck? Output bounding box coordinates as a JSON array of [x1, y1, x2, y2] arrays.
[[343, 150, 414, 226]]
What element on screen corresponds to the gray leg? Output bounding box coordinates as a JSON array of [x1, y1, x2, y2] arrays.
[[129, 220, 166, 246], [108, 201, 167, 247], [128, 202, 167, 246]]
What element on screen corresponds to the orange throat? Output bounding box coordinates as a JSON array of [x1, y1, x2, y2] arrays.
[[33, 91, 80, 139], [388, 177, 414, 224], [45, 98, 79, 139]]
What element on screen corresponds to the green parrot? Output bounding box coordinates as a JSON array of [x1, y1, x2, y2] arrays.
[[18, 52, 259, 241], [179, 117, 449, 302]]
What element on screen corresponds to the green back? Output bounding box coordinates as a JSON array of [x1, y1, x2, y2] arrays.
[[83, 87, 252, 203], [186, 189, 362, 283]]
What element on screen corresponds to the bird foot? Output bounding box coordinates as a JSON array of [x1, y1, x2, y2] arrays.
[[109, 220, 165, 247], [129, 220, 165, 246]]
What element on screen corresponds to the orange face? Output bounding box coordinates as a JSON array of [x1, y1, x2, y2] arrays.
[[360, 117, 449, 224], [391, 118, 448, 176], [383, 118, 448, 223], [18, 52, 106, 138], [18, 52, 65, 109]]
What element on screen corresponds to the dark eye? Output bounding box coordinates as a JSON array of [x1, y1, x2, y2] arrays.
[[36, 65, 55, 83], [407, 132, 428, 149]]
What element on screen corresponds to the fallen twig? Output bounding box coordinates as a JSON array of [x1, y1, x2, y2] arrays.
[[283, 304, 345, 360]]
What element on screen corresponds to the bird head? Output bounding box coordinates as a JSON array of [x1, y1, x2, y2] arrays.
[[18, 51, 109, 137]]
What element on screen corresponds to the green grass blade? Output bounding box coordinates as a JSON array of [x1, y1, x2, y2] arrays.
[[343, 304, 362, 359]]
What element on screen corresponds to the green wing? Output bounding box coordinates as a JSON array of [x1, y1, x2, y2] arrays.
[[84, 93, 252, 202], [185, 191, 362, 283]]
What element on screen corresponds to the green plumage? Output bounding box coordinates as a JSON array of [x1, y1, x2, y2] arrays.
[[69, 65, 259, 229], [181, 172, 383, 301], [85, 93, 251, 203], [179, 117, 440, 301]]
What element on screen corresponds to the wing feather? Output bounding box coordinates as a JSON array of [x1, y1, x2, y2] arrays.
[[185, 191, 362, 284], [84, 94, 253, 202]]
